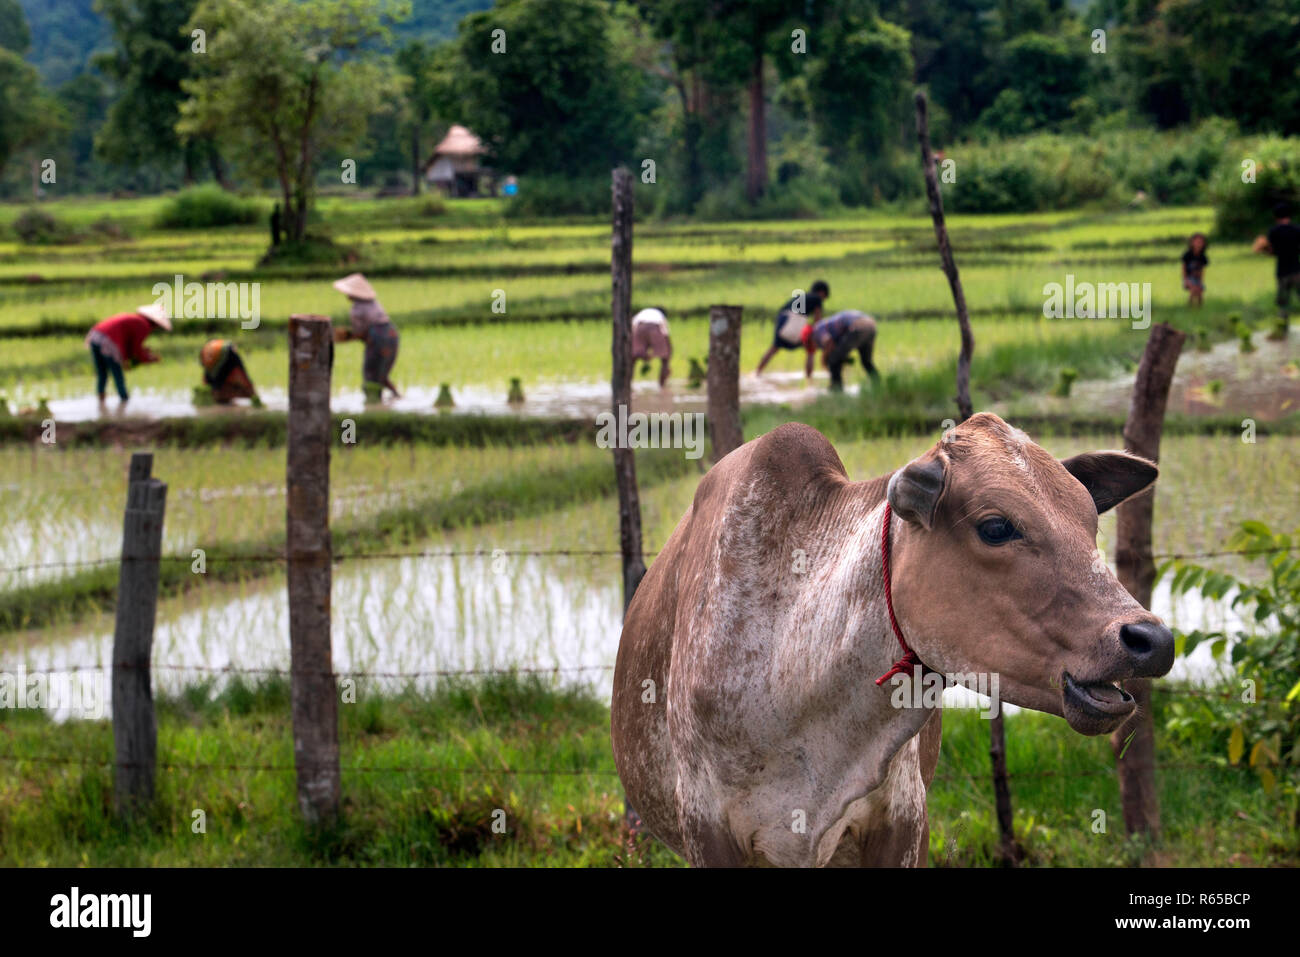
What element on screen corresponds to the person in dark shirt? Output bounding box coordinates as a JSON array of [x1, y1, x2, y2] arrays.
[[1180, 233, 1208, 307], [801, 310, 879, 391], [756, 279, 829, 374], [1255, 202, 1300, 336]]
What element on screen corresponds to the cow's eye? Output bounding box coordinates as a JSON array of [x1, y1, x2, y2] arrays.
[[977, 516, 1022, 546]]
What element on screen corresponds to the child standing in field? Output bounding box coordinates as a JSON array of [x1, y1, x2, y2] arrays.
[[1181, 233, 1208, 307]]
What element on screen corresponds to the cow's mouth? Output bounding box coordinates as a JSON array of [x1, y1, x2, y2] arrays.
[[1061, 672, 1135, 735]]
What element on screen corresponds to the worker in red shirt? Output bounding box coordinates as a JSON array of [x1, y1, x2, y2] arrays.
[[84, 304, 171, 406]]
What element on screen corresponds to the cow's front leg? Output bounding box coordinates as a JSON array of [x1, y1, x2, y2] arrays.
[[681, 813, 748, 867]]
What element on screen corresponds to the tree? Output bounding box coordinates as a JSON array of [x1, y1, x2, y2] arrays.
[[177, 0, 407, 243], [0, 0, 31, 53], [880, 0, 998, 134], [451, 0, 653, 177], [0, 2, 66, 192], [56, 72, 113, 189], [804, 13, 913, 202], [1100, 0, 1300, 135], [639, 0, 744, 211], [94, 0, 231, 186], [394, 40, 459, 196], [712, 0, 800, 203]]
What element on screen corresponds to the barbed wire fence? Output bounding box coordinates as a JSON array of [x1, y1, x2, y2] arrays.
[[1, 540, 1293, 576], [0, 532, 1287, 783]]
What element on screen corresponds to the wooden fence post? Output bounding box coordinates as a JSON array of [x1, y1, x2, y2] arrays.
[[612, 167, 648, 837], [916, 90, 975, 422], [1112, 321, 1185, 838], [112, 451, 165, 815], [611, 168, 646, 614], [707, 305, 743, 463], [916, 88, 1021, 864], [287, 313, 340, 823]]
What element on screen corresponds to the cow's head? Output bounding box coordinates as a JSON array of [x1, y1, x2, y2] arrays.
[[885, 412, 1173, 735]]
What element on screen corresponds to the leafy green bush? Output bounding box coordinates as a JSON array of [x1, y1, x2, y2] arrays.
[[88, 217, 130, 241], [692, 176, 843, 222], [503, 174, 610, 219], [12, 208, 71, 244], [1161, 521, 1300, 809], [946, 121, 1243, 213], [155, 184, 263, 229], [1110, 119, 1236, 205], [1211, 136, 1300, 240], [946, 135, 1121, 213], [256, 234, 356, 267]]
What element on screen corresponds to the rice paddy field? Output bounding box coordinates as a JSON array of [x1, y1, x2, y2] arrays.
[[1, 194, 1298, 867]]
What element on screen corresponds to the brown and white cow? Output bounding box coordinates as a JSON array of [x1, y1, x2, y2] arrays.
[[611, 413, 1174, 867]]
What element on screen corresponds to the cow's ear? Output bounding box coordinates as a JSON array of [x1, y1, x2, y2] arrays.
[[887, 452, 947, 530], [1060, 451, 1157, 514]]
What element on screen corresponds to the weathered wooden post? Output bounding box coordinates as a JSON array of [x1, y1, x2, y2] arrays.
[[1112, 321, 1185, 838], [287, 313, 340, 823], [916, 88, 1020, 865], [112, 452, 165, 815], [612, 167, 648, 838], [916, 90, 975, 422], [611, 168, 646, 614], [707, 305, 743, 463]]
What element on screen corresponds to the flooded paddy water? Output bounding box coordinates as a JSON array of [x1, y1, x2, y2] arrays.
[[5, 429, 1285, 719], [1, 540, 1249, 721], [40, 369, 822, 423], [1014, 330, 1300, 421]]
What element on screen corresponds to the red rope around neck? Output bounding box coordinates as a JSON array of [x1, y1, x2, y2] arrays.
[[875, 501, 928, 686]]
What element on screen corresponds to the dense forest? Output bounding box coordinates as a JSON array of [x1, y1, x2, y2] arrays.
[[1, 0, 1297, 216]]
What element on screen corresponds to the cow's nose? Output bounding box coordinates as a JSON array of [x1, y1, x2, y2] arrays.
[[1120, 621, 1175, 677]]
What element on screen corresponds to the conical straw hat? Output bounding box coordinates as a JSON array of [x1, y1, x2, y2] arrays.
[[332, 273, 377, 300], [137, 303, 172, 330]]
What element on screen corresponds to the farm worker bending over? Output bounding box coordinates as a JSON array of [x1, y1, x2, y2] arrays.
[[199, 339, 259, 404], [84, 303, 171, 406], [755, 279, 829, 374], [631, 306, 672, 388], [802, 310, 880, 392], [332, 273, 401, 401]]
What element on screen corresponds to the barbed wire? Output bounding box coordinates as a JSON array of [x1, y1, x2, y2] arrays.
[[0, 547, 650, 575], [0, 751, 1255, 782], [6, 659, 1286, 705], [36, 662, 614, 678], [0, 753, 619, 776], [0, 542, 1292, 576], [932, 761, 1242, 784]]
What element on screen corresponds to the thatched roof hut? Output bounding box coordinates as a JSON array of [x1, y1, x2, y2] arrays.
[[423, 125, 488, 197]]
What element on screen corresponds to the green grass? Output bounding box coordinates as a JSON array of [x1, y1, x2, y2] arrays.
[[0, 674, 1291, 866], [929, 698, 1295, 866], [0, 675, 679, 867], [0, 201, 1285, 417], [2, 195, 1297, 867]]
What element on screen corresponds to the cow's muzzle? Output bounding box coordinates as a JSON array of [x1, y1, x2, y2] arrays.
[[1061, 673, 1135, 735]]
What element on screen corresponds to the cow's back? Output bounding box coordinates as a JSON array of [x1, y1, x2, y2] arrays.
[[611, 424, 851, 857]]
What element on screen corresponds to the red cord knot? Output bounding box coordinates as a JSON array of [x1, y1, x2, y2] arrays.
[[875, 501, 932, 686]]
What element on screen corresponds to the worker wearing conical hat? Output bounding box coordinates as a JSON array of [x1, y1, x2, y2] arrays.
[[332, 273, 400, 400], [199, 339, 259, 405], [84, 303, 171, 407]]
